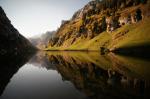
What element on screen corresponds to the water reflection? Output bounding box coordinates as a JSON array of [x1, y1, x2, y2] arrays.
[[0, 52, 34, 96], [0, 51, 150, 99]]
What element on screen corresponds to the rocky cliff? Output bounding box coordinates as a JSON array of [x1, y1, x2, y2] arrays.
[[46, 0, 150, 51], [0, 7, 36, 55]]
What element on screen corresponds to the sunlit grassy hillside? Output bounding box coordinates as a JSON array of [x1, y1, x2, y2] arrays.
[[109, 17, 150, 50], [45, 17, 150, 51]]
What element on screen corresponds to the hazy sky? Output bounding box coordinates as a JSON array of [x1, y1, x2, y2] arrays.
[[0, 0, 90, 37]]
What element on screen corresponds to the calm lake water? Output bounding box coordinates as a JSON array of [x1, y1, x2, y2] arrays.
[[0, 51, 150, 99]]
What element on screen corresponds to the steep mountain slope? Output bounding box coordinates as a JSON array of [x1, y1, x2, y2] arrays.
[[46, 0, 150, 52], [0, 7, 36, 55]]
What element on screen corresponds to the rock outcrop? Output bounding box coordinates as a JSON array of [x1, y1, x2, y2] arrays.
[[0, 7, 36, 55]]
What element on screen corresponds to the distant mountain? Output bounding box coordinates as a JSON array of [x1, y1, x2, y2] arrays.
[[45, 0, 150, 53], [29, 31, 55, 49], [0, 7, 36, 55]]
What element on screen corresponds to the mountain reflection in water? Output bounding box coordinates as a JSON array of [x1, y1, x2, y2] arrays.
[[0, 51, 150, 99]]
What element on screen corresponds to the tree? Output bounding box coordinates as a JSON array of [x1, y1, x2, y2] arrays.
[[136, 9, 142, 21], [133, 0, 141, 5], [101, 16, 107, 31], [140, 0, 147, 4]]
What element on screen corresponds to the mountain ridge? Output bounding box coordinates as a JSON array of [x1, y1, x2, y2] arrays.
[[44, 0, 150, 52]]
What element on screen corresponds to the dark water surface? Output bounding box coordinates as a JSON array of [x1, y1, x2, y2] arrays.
[[0, 51, 150, 99]]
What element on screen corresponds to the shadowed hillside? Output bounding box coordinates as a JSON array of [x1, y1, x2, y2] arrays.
[[0, 7, 36, 55]]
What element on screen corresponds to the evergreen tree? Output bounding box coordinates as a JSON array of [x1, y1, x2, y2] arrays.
[[136, 9, 142, 21], [141, 0, 147, 4], [101, 16, 107, 31]]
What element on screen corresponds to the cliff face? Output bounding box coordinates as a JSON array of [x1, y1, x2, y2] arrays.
[[47, 0, 150, 51], [0, 7, 36, 55]]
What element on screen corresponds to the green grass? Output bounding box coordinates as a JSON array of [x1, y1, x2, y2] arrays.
[[65, 31, 111, 51], [45, 17, 150, 51], [45, 32, 111, 51], [110, 17, 150, 49]]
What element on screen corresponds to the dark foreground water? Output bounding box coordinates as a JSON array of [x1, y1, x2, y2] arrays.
[[0, 51, 150, 99]]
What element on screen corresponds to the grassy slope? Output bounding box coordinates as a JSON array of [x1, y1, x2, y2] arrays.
[[66, 31, 111, 51], [45, 32, 111, 51], [46, 17, 150, 51], [110, 17, 150, 49]]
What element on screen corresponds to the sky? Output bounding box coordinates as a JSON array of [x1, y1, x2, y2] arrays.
[[0, 0, 90, 37]]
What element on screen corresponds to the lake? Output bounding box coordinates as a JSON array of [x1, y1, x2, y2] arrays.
[[0, 51, 150, 99]]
